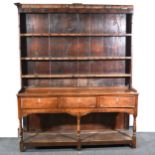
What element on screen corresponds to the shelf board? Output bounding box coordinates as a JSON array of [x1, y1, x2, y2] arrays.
[[21, 56, 131, 61], [22, 74, 131, 79], [20, 33, 132, 37], [23, 130, 132, 146]]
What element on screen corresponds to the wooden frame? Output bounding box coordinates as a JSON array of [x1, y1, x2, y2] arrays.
[[15, 3, 138, 152]]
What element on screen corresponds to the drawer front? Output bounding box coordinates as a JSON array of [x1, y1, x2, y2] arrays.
[[59, 97, 96, 108], [99, 96, 134, 108], [119, 97, 134, 106], [21, 97, 57, 109]]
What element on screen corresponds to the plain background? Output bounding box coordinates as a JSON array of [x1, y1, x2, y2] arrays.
[[0, 0, 154, 137]]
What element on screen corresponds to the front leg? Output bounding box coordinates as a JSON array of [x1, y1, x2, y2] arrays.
[[19, 117, 25, 152], [18, 97, 25, 152], [77, 115, 81, 150], [131, 114, 137, 148]]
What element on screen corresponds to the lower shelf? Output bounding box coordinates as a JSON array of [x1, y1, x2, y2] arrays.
[[22, 129, 132, 148]]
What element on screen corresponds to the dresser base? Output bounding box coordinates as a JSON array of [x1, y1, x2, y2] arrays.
[[18, 87, 138, 152]]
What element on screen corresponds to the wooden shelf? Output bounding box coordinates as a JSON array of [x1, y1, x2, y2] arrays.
[[19, 87, 138, 97], [23, 130, 132, 146], [21, 56, 131, 61], [20, 33, 132, 37], [22, 74, 131, 79]]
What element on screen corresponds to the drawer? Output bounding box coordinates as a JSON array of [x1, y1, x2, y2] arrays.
[[59, 97, 96, 108], [21, 97, 57, 109], [99, 96, 134, 108]]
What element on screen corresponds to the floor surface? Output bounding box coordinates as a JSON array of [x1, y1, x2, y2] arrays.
[[0, 133, 155, 155]]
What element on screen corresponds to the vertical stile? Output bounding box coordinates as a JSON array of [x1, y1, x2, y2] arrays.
[[101, 13, 105, 86], [19, 12, 23, 87], [77, 13, 80, 87], [88, 13, 91, 87], [126, 14, 132, 88], [130, 14, 133, 88], [48, 13, 52, 87]]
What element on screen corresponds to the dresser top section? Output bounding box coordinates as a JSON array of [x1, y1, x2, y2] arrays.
[[15, 3, 133, 14]]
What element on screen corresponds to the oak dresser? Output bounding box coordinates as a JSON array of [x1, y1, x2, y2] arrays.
[[15, 3, 138, 151]]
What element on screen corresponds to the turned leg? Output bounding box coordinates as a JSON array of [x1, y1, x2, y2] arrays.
[[18, 97, 25, 152], [19, 117, 25, 152], [131, 114, 137, 148], [77, 115, 81, 150]]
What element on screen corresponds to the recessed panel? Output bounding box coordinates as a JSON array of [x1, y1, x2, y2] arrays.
[[26, 14, 49, 33]]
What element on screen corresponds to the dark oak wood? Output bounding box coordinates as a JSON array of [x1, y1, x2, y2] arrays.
[[15, 3, 138, 152]]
